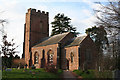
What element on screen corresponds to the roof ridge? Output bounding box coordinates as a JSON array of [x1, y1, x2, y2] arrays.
[[58, 32, 70, 42], [78, 35, 88, 44]]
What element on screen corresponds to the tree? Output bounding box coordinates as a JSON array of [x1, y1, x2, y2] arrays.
[[94, 1, 120, 70], [0, 17, 19, 68], [1, 34, 19, 68], [94, 1, 120, 29], [51, 13, 79, 36], [86, 26, 108, 52], [86, 26, 109, 70]]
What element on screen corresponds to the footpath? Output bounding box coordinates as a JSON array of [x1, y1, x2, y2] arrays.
[[61, 70, 82, 80]]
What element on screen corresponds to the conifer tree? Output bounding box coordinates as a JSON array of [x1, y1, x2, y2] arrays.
[[51, 13, 79, 36]]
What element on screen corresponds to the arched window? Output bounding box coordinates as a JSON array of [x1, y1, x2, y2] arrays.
[[47, 49, 54, 65], [70, 52, 74, 63], [34, 52, 39, 64]]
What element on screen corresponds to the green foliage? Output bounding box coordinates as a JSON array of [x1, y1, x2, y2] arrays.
[[51, 13, 79, 37], [57, 69, 63, 74]]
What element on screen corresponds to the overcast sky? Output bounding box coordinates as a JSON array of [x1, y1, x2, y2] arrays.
[[0, 0, 117, 58]]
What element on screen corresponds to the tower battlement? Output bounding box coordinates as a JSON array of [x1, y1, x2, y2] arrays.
[[27, 8, 49, 15]]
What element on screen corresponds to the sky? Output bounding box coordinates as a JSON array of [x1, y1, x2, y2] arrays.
[[0, 0, 117, 58]]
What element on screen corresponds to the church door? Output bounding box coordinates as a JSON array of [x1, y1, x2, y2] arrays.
[[67, 59, 69, 70]]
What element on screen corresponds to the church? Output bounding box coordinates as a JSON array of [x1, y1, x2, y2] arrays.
[[23, 8, 98, 71]]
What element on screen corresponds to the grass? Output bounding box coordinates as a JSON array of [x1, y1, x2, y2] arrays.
[[73, 70, 95, 78], [73, 70, 113, 78], [2, 68, 63, 78]]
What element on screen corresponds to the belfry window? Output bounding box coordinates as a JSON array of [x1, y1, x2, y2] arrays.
[[34, 52, 39, 64]]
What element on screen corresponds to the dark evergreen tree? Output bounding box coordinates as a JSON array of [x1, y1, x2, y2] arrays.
[[51, 13, 79, 36]]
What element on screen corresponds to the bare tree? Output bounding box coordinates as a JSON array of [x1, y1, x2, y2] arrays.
[[94, 1, 120, 70], [94, 1, 120, 29]]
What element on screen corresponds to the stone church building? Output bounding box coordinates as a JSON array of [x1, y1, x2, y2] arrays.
[[23, 8, 97, 71]]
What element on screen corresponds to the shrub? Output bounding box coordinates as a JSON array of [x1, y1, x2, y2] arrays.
[[45, 65, 58, 74], [30, 65, 36, 69]]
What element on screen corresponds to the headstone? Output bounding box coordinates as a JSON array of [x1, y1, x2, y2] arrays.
[[99, 66, 101, 71], [18, 66, 20, 69]]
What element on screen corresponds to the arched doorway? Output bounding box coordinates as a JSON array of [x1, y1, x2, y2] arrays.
[[41, 49, 45, 68], [47, 49, 54, 65], [67, 59, 69, 70]]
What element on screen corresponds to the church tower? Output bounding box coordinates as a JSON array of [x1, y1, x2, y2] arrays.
[[23, 8, 49, 67]]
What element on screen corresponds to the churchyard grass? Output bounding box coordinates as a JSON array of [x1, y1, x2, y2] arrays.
[[73, 70, 113, 78], [2, 68, 62, 78]]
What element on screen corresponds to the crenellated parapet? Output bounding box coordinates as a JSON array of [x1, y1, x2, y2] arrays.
[[27, 8, 49, 16]]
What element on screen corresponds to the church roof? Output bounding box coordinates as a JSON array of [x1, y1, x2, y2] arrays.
[[65, 35, 87, 47], [33, 32, 70, 47]]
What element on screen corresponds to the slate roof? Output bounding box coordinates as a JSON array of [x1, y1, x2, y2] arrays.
[[65, 35, 87, 47], [33, 32, 70, 47]]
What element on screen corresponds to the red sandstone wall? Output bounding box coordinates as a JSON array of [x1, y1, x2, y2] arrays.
[[80, 35, 98, 70], [31, 44, 59, 68], [25, 10, 31, 67], [65, 46, 79, 71]]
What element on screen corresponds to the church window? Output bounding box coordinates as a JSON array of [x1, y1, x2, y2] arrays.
[[34, 52, 39, 64], [48, 49, 54, 65]]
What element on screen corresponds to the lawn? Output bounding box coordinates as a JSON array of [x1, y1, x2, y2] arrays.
[[2, 68, 63, 79], [73, 70, 113, 78]]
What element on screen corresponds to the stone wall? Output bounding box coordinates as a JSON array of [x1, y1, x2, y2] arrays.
[[31, 44, 58, 68]]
